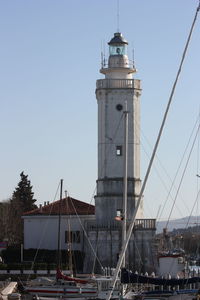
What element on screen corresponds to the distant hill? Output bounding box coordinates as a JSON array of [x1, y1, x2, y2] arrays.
[[156, 216, 200, 233]]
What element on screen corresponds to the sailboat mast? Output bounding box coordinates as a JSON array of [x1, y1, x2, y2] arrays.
[[122, 103, 128, 268], [57, 179, 63, 270], [65, 190, 73, 275]]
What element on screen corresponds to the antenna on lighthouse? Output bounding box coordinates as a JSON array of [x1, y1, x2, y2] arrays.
[[117, 0, 120, 32], [132, 47, 135, 68], [101, 51, 103, 68], [101, 40, 106, 68], [103, 40, 106, 67], [101, 40, 104, 68]]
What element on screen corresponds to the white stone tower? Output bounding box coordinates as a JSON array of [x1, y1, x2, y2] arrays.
[[84, 33, 156, 273], [95, 32, 143, 225]]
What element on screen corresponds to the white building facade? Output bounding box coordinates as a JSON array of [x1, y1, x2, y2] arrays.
[[23, 214, 94, 251]]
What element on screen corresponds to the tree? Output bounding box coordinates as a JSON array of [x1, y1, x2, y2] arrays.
[[8, 172, 37, 245], [12, 172, 37, 212], [0, 200, 10, 241]]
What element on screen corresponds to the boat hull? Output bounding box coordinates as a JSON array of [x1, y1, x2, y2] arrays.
[[25, 286, 97, 298]]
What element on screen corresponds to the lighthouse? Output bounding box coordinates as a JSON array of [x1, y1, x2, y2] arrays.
[[84, 33, 156, 272], [95, 32, 143, 225]]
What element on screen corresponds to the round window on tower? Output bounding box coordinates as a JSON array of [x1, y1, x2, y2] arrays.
[[116, 104, 123, 111]]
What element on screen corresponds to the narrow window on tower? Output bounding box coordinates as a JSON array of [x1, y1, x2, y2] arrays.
[[116, 145, 122, 156]]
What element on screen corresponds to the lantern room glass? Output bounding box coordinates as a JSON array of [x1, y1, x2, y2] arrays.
[[109, 45, 127, 56]]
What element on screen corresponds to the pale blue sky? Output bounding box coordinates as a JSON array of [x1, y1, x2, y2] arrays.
[[0, 0, 200, 221]]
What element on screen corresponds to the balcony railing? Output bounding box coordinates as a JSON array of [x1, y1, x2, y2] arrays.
[[134, 219, 156, 230], [96, 79, 140, 90], [101, 59, 135, 69], [86, 219, 156, 231]]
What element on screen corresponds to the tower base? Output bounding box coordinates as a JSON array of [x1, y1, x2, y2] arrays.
[[83, 219, 156, 274]]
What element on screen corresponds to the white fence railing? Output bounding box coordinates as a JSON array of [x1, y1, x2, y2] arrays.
[[96, 79, 140, 90], [0, 269, 67, 275]]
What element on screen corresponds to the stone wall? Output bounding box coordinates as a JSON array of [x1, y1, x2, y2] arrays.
[[83, 219, 156, 274]]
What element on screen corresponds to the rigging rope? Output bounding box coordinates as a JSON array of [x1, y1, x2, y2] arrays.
[[135, 118, 184, 218], [159, 116, 200, 222], [165, 123, 200, 228], [186, 188, 200, 229], [106, 3, 200, 300], [195, 109, 200, 219], [184, 114, 200, 229], [68, 196, 104, 270], [27, 180, 61, 282]]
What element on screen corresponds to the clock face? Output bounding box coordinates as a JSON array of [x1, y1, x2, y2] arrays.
[[116, 104, 123, 111]]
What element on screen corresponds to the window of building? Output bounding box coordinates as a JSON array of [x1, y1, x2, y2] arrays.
[[65, 231, 71, 243], [65, 231, 80, 244], [116, 145, 122, 156], [74, 231, 80, 243]]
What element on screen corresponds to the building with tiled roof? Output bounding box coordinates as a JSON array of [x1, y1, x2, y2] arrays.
[[24, 197, 95, 216], [22, 197, 95, 252]]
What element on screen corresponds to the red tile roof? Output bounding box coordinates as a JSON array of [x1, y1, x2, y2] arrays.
[[23, 197, 95, 216]]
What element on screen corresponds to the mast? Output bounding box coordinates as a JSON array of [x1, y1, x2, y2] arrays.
[[65, 190, 73, 276], [57, 179, 63, 272], [122, 103, 128, 268]]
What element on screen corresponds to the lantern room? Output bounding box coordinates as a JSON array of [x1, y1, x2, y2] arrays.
[[108, 32, 128, 56]]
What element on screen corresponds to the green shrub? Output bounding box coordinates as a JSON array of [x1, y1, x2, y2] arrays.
[[21, 263, 33, 270], [0, 263, 8, 270], [47, 263, 57, 270], [33, 263, 48, 270], [1, 248, 84, 272], [7, 263, 22, 270], [2, 246, 21, 263]]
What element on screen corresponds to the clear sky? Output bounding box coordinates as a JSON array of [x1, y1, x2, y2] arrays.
[[0, 0, 200, 222]]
